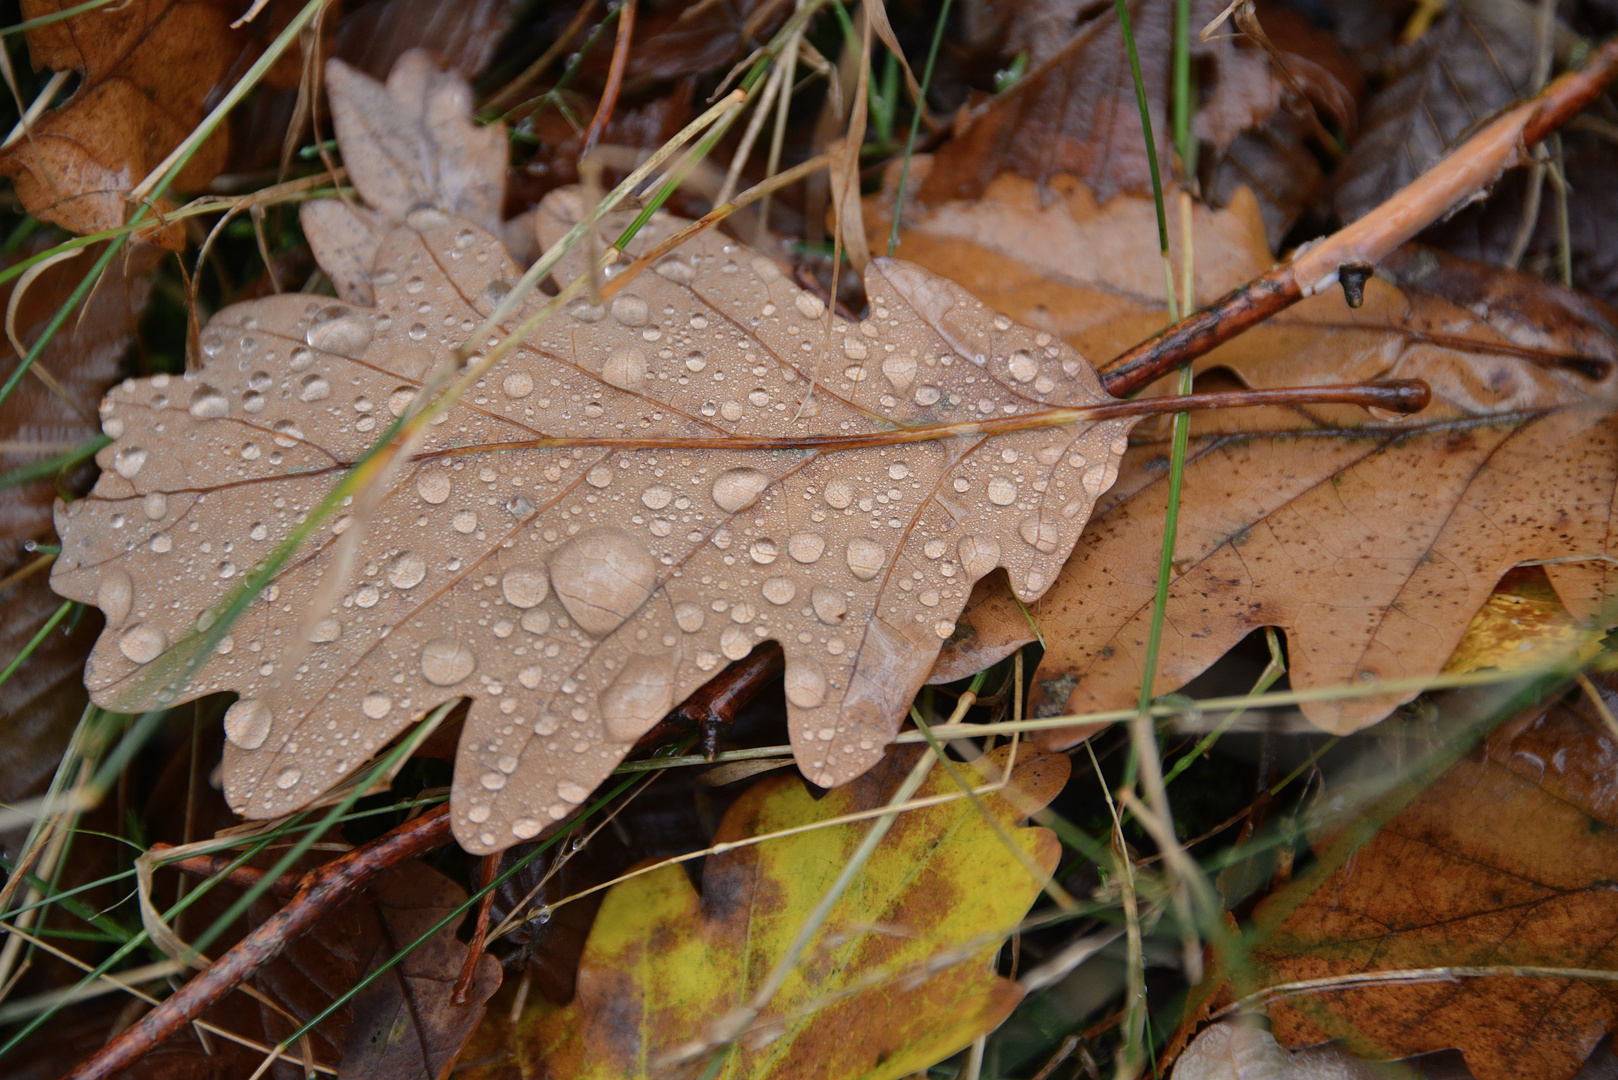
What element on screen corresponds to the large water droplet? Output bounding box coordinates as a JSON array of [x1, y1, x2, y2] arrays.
[[642, 484, 674, 510], [720, 625, 751, 661], [988, 476, 1018, 505], [224, 698, 272, 750], [298, 373, 331, 402], [388, 551, 426, 589], [600, 654, 675, 742], [421, 638, 476, 685], [823, 479, 854, 509], [452, 510, 478, 534], [788, 532, 825, 563], [610, 294, 650, 327], [1019, 516, 1059, 553], [275, 767, 302, 790], [549, 528, 659, 636], [586, 464, 614, 488], [119, 623, 168, 663], [958, 535, 1000, 578], [711, 468, 770, 513], [306, 305, 373, 356], [1007, 350, 1039, 383], [307, 617, 342, 643], [501, 564, 550, 608], [655, 258, 694, 284], [784, 658, 827, 708], [811, 586, 847, 624], [845, 537, 885, 580], [142, 492, 167, 520], [417, 470, 451, 504], [602, 347, 646, 390], [749, 538, 778, 564], [113, 447, 148, 479], [795, 292, 826, 319], [97, 569, 133, 626], [362, 692, 392, 719], [557, 781, 589, 804], [762, 577, 796, 605], [512, 818, 543, 839], [674, 601, 705, 632], [882, 355, 917, 390], [503, 372, 533, 398], [189, 385, 229, 418]]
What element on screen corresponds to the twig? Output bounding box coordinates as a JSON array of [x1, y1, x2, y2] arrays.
[[453, 853, 500, 1004], [60, 805, 453, 1080], [1100, 37, 1618, 398], [580, 0, 637, 157], [145, 846, 300, 900]]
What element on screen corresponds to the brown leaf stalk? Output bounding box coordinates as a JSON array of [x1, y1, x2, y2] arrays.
[[60, 805, 453, 1080], [1101, 37, 1618, 398], [580, 0, 637, 157]]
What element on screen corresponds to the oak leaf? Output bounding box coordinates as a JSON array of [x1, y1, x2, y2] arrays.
[[49, 59, 1139, 853], [878, 173, 1618, 735], [1248, 681, 1618, 1080], [460, 743, 1067, 1080], [0, 0, 296, 239]]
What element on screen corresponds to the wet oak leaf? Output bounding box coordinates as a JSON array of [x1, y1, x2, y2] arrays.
[[0, 0, 285, 239], [459, 743, 1067, 1080], [880, 174, 1618, 734], [49, 62, 1137, 855], [1249, 686, 1618, 1080]]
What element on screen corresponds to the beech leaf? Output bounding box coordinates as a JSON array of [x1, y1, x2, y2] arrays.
[[460, 743, 1067, 1080], [49, 58, 1138, 853]]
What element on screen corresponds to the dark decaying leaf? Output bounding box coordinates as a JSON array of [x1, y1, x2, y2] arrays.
[[917, 0, 1281, 207], [1251, 677, 1618, 1080], [0, 241, 159, 812]]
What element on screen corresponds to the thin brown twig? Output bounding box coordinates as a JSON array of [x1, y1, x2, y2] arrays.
[[579, 0, 637, 158], [453, 853, 500, 1004], [1100, 36, 1618, 398], [61, 805, 453, 1080]]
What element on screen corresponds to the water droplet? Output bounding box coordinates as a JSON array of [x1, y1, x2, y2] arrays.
[[480, 771, 505, 790], [934, 619, 957, 639], [600, 653, 675, 742], [298, 373, 331, 402], [795, 292, 826, 319], [888, 463, 909, 480], [288, 347, 314, 372], [988, 476, 1018, 505], [362, 693, 392, 719], [421, 638, 476, 685], [1020, 517, 1059, 553], [749, 388, 772, 406], [417, 470, 451, 504], [385, 553, 423, 586], [762, 577, 796, 605], [684, 352, 707, 372], [720, 400, 744, 422], [602, 347, 646, 390], [272, 419, 303, 446], [993, 314, 1012, 330], [113, 447, 148, 479], [385, 551, 426, 590], [958, 535, 1000, 577], [843, 337, 868, 360], [224, 699, 272, 749], [842, 365, 867, 383], [97, 569, 133, 625], [389, 389, 415, 417], [784, 658, 827, 708], [275, 767, 302, 790], [569, 301, 605, 323], [749, 538, 779, 564], [501, 564, 550, 608], [142, 492, 167, 520], [307, 617, 342, 643], [823, 479, 854, 509], [711, 468, 770, 513], [882, 355, 917, 390], [674, 601, 705, 632], [468, 804, 490, 823], [558, 781, 589, 804], [150, 533, 172, 554], [119, 624, 167, 663], [915, 385, 942, 406], [521, 609, 551, 634], [586, 464, 614, 488], [485, 277, 515, 303], [845, 537, 885, 580], [452, 510, 478, 533], [408, 323, 428, 341], [507, 495, 535, 517], [923, 538, 946, 559], [513, 818, 542, 839], [811, 586, 847, 624], [610, 294, 650, 327], [1007, 350, 1039, 383], [655, 258, 694, 284], [503, 372, 533, 398], [189, 385, 229, 418], [550, 528, 659, 636], [642, 484, 674, 510], [1082, 465, 1108, 495], [306, 305, 373, 356], [720, 625, 751, 660]]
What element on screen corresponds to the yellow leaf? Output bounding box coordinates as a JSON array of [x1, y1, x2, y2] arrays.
[[464, 743, 1068, 1080]]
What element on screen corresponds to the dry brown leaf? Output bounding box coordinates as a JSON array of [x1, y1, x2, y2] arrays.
[[0, 0, 295, 239], [300, 52, 508, 307], [1249, 681, 1618, 1080], [879, 174, 1617, 733], [49, 59, 1139, 854], [916, 0, 1280, 207]]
